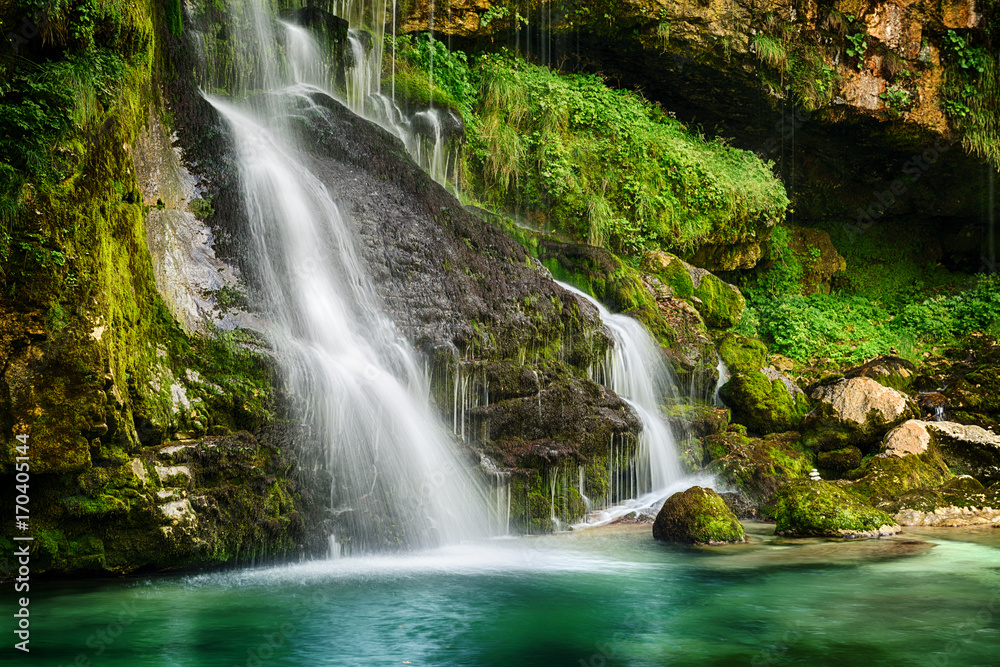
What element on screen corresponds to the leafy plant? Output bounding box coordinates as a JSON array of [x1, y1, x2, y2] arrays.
[[879, 86, 912, 116], [943, 30, 986, 73], [846, 32, 868, 69]]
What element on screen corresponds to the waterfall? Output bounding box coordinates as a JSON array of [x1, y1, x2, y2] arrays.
[[557, 282, 709, 522], [201, 3, 487, 552], [713, 355, 731, 407], [279, 0, 462, 191]]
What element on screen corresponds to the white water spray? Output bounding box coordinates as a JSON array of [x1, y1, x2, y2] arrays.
[[558, 282, 715, 524], [202, 3, 488, 552]]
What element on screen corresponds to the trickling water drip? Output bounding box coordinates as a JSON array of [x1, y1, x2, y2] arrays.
[[932, 406, 946, 422], [201, 4, 488, 552], [713, 355, 731, 407]]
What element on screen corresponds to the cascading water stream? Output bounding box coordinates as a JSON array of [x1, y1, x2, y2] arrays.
[[557, 282, 715, 524], [713, 355, 731, 407], [281, 0, 462, 190], [201, 3, 488, 552]]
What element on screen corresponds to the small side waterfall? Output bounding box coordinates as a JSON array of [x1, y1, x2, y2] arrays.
[[281, 1, 462, 190], [713, 355, 731, 407], [558, 282, 710, 523], [201, 2, 488, 552]]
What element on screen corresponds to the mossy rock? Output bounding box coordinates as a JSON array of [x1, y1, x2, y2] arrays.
[[692, 273, 745, 330], [718, 333, 768, 374], [720, 369, 810, 435], [640, 250, 694, 298], [802, 378, 917, 453], [652, 486, 745, 544], [846, 451, 951, 505], [817, 446, 863, 473], [944, 363, 1000, 428], [703, 430, 813, 509], [771, 480, 899, 538], [843, 356, 918, 393]]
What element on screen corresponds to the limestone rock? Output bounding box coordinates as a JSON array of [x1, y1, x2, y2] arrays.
[[882, 420, 932, 457], [804, 377, 916, 451], [652, 486, 746, 544], [844, 355, 918, 392], [924, 421, 1000, 484]]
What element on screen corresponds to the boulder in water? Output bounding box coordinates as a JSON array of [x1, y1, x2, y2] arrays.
[[772, 480, 900, 538], [652, 486, 746, 544]]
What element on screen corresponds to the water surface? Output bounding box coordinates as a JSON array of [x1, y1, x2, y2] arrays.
[[8, 523, 1000, 667]]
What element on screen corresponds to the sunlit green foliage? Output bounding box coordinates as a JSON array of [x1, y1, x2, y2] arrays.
[[393, 40, 788, 257], [735, 221, 1000, 366]]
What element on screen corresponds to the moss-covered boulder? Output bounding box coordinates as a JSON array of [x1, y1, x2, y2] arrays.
[[703, 430, 813, 510], [771, 480, 900, 538], [641, 250, 695, 298], [720, 368, 810, 434], [803, 377, 917, 452], [718, 333, 768, 374], [691, 271, 745, 330], [843, 356, 918, 393], [817, 446, 863, 473], [846, 451, 951, 506], [652, 486, 745, 544], [944, 359, 1000, 428], [640, 250, 745, 329]]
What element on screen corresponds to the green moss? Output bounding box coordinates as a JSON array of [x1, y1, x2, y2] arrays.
[[816, 446, 863, 474], [703, 431, 813, 507], [772, 480, 897, 537], [718, 333, 768, 373], [720, 371, 809, 434], [652, 486, 745, 544], [848, 452, 952, 504], [388, 68, 464, 118], [693, 273, 745, 329], [640, 250, 694, 298]]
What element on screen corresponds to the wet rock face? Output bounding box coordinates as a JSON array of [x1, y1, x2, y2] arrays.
[[652, 486, 746, 544], [293, 91, 597, 358], [1, 431, 317, 575]]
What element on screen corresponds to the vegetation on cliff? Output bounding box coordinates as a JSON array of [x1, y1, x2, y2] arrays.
[[391, 35, 789, 257]]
